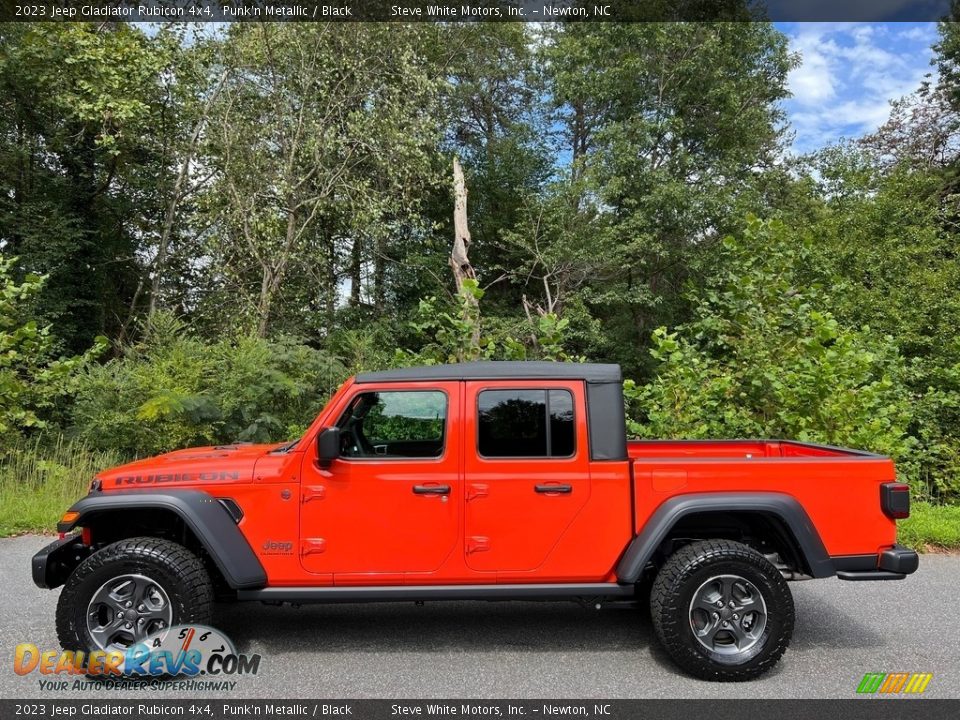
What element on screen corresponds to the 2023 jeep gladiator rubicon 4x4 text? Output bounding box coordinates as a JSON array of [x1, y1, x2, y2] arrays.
[[33, 362, 918, 680]]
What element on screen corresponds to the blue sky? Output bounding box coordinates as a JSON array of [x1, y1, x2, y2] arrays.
[[777, 22, 940, 153]]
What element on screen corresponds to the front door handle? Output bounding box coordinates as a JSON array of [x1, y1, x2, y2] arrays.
[[535, 484, 572, 494], [413, 484, 451, 495]]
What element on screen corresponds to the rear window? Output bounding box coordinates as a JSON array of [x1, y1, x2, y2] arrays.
[[477, 389, 575, 458]]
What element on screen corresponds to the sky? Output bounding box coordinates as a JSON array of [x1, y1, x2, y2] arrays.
[[777, 22, 940, 154]]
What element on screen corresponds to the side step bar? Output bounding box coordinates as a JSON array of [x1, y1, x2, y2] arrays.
[[237, 583, 636, 603]]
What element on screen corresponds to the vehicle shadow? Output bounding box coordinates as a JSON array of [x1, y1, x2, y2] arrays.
[[791, 583, 887, 650], [214, 587, 885, 658], [216, 600, 650, 655]]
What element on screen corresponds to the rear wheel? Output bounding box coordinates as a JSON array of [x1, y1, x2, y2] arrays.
[[650, 539, 794, 681], [56, 537, 213, 653]]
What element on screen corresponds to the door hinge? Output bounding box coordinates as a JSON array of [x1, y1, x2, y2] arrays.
[[466, 536, 490, 554], [301, 538, 327, 556], [466, 483, 489, 502], [302, 485, 326, 503]]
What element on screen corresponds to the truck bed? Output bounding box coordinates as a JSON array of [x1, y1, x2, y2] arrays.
[[627, 439, 897, 557], [628, 439, 877, 459]]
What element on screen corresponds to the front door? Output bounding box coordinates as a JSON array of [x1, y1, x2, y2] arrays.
[[463, 381, 590, 573], [299, 383, 460, 580]]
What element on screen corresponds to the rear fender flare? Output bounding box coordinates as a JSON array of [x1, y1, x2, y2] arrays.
[[615, 492, 833, 583], [59, 489, 267, 589]]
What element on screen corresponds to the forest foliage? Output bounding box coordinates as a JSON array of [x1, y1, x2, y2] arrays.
[[3, 20, 960, 503]]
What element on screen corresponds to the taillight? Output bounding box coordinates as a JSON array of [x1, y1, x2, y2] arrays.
[[880, 482, 910, 519]]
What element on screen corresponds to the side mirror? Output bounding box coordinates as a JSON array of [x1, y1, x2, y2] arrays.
[[316, 427, 340, 468]]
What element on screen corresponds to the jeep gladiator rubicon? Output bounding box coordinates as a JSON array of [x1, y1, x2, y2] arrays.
[[33, 362, 918, 680]]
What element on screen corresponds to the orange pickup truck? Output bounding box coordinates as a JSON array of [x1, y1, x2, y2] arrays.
[[33, 361, 917, 680]]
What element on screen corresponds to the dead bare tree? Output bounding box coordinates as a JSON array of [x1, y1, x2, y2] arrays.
[[450, 156, 480, 348], [450, 156, 476, 290]]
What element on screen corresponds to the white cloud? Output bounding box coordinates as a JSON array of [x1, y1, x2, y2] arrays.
[[788, 43, 836, 104], [897, 25, 937, 43], [781, 22, 938, 153]]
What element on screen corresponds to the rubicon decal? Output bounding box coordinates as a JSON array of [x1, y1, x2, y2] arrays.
[[115, 471, 240, 486], [857, 672, 933, 695], [14, 625, 260, 680]]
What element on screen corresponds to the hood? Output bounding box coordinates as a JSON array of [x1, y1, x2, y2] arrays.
[[96, 442, 284, 490]]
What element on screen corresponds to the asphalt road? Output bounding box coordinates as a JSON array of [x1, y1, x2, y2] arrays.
[[1, 535, 957, 699]]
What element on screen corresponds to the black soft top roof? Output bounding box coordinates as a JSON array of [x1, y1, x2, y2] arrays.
[[355, 361, 622, 385]]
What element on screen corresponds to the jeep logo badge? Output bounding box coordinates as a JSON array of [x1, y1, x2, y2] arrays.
[[262, 540, 293, 555]]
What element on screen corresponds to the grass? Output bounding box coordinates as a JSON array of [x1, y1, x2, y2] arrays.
[[1, 439, 958, 551], [898, 501, 960, 552], [0, 436, 121, 536]]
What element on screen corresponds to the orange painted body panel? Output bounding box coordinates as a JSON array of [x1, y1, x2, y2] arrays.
[[91, 378, 900, 587], [462, 380, 590, 575], [299, 381, 462, 579], [627, 440, 898, 556]]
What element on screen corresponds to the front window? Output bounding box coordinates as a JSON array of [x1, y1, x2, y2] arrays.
[[336, 390, 447, 459]]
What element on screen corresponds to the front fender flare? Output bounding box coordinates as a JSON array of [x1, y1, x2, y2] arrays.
[[615, 492, 834, 584], [58, 490, 267, 590]]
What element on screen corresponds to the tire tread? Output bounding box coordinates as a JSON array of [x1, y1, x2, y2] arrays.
[[650, 539, 794, 681], [56, 536, 213, 652]]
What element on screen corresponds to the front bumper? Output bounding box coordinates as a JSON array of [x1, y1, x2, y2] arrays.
[[31, 535, 90, 589], [836, 544, 919, 581]]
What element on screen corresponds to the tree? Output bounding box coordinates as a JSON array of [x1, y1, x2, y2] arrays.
[[199, 24, 443, 337], [542, 23, 796, 374], [429, 23, 554, 313], [0, 23, 191, 351]]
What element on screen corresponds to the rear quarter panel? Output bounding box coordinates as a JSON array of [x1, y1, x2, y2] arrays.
[[632, 455, 899, 557]]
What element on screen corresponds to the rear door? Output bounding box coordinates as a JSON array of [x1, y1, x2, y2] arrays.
[[462, 380, 590, 573], [299, 383, 460, 579]]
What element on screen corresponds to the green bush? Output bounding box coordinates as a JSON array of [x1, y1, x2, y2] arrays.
[[627, 217, 917, 480], [69, 313, 347, 457]]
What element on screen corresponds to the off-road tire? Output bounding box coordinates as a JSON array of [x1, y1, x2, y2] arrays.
[[650, 539, 794, 681], [56, 537, 213, 653]]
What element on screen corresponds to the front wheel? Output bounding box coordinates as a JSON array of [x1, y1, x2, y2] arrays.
[[56, 537, 213, 653], [650, 539, 794, 681]]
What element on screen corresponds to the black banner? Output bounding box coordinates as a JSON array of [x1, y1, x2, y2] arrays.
[[1, 700, 959, 720], [0, 0, 958, 23]]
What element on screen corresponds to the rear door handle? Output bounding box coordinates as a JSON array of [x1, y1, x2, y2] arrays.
[[535, 484, 572, 494], [413, 484, 451, 495]]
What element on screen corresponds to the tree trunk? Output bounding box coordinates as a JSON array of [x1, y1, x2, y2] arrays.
[[374, 234, 386, 311], [325, 236, 338, 332], [450, 156, 476, 291], [150, 69, 230, 319], [257, 267, 274, 338], [349, 235, 362, 306], [450, 156, 480, 352]]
